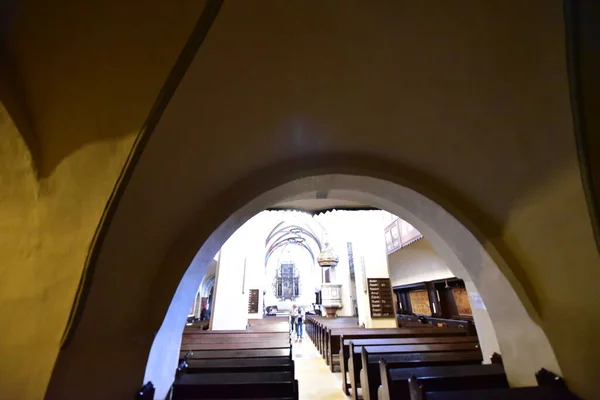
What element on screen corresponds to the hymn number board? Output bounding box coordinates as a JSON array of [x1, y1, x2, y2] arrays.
[[248, 289, 259, 314], [368, 278, 395, 318]]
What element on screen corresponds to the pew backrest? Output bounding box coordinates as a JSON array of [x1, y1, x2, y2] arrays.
[[378, 363, 507, 400]]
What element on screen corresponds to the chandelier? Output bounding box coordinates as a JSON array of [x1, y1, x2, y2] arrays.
[[317, 240, 339, 268]]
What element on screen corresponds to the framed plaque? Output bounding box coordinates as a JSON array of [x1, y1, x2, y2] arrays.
[[247, 289, 260, 314], [367, 278, 395, 318]]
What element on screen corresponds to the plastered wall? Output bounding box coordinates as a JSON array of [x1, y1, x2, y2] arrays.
[[0, 1, 207, 398], [388, 239, 455, 287], [0, 1, 598, 399]]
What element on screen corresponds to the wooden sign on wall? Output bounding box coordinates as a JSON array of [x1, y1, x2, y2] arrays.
[[367, 278, 395, 318], [452, 287, 472, 316], [248, 289, 259, 314], [409, 290, 432, 316]]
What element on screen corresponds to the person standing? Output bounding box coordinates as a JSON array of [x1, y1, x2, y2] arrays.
[[289, 304, 297, 335], [295, 306, 305, 339]]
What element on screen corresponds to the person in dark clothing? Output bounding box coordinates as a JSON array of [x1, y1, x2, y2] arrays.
[[295, 307, 305, 339]]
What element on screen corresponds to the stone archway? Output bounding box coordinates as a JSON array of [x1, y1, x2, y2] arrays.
[[143, 174, 560, 399]]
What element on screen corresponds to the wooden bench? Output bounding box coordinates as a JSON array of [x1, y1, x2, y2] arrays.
[[328, 327, 467, 371], [181, 347, 292, 360], [185, 357, 294, 375], [413, 387, 577, 400], [180, 331, 290, 358], [340, 336, 478, 395], [305, 316, 358, 353], [172, 371, 298, 399], [406, 368, 580, 400], [306, 316, 359, 354], [181, 339, 290, 351], [174, 328, 296, 399], [378, 363, 507, 400], [357, 346, 483, 400]]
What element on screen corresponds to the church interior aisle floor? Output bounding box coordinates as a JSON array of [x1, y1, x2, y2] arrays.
[[292, 335, 349, 400]]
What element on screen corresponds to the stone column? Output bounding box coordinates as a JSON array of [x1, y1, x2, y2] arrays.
[[211, 247, 249, 330], [351, 211, 397, 328]]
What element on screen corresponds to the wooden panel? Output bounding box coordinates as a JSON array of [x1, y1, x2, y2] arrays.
[[367, 278, 395, 318], [409, 290, 432, 316], [247, 289, 259, 314], [452, 287, 472, 316]]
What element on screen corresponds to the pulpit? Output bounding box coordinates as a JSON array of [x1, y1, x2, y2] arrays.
[[321, 283, 343, 317]]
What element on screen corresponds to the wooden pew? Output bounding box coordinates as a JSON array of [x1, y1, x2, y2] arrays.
[[180, 339, 290, 351], [181, 347, 292, 360], [414, 387, 577, 400], [175, 328, 297, 399], [307, 316, 358, 354], [181, 332, 289, 342], [329, 327, 467, 372], [406, 368, 580, 400], [180, 331, 291, 359], [378, 363, 507, 400], [407, 376, 579, 400], [185, 357, 294, 376], [305, 316, 358, 353], [340, 336, 478, 396], [357, 346, 483, 400], [172, 371, 298, 399], [247, 322, 290, 332]]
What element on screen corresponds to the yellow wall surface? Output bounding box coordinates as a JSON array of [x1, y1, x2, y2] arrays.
[[0, 1, 207, 398], [0, 1, 598, 399]]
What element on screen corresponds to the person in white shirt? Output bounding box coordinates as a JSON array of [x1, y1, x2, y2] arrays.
[[289, 304, 297, 334], [295, 307, 305, 339]]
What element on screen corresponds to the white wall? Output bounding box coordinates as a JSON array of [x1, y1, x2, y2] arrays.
[[212, 211, 326, 324], [388, 238, 455, 286], [264, 244, 317, 310]]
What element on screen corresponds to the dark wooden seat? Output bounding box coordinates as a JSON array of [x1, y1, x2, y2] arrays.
[[305, 316, 359, 354], [407, 368, 580, 400], [378, 363, 507, 400], [357, 347, 483, 400], [326, 327, 468, 371], [184, 357, 294, 375], [180, 340, 290, 351], [339, 336, 478, 395], [172, 371, 298, 399], [415, 386, 577, 400], [181, 348, 291, 360], [180, 330, 292, 360], [408, 379, 579, 400], [175, 326, 295, 399]]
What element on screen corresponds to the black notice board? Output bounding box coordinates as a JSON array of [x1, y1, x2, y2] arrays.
[[248, 289, 260, 314], [368, 278, 395, 318]]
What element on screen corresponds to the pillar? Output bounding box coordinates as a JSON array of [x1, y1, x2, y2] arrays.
[[464, 280, 500, 362], [351, 211, 397, 328]]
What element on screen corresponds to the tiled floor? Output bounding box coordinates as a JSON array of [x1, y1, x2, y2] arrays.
[[292, 335, 350, 400]]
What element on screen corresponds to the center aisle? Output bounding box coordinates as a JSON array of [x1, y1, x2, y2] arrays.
[[292, 336, 349, 400]]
